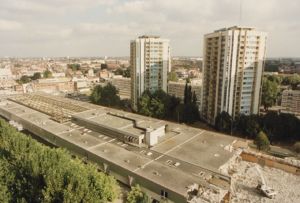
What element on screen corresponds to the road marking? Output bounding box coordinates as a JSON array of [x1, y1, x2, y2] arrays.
[[162, 130, 205, 155], [134, 130, 205, 172], [57, 126, 84, 135], [87, 138, 116, 150], [152, 132, 182, 147]]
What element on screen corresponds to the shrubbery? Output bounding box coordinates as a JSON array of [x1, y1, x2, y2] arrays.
[[90, 83, 121, 107], [126, 185, 149, 203], [215, 111, 300, 143], [0, 118, 119, 202], [255, 131, 270, 151], [90, 82, 200, 124], [294, 142, 300, 153]]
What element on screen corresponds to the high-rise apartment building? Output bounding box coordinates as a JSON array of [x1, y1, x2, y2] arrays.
[[201, 26, 267, 125], [130, 35, 170, 110]]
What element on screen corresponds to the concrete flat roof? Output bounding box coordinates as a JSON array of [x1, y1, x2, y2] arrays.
[[0, 95, 237, 201]]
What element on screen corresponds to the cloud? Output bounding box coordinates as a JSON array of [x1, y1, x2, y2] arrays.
[[0, 0, 299, 57], [0, 19, 22, 31], [0, 0, 117, 18]]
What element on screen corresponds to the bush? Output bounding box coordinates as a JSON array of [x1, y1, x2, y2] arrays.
[[254, 131, 270, 151], [215, 111, 232, 133], [293, 142, 300, 153], [126, 185, 149, 203]]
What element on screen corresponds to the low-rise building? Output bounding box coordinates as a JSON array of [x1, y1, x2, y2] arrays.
[[281, 89, 300, 115], [31, 78, 74, 93], [0, 94, 234, 203], [98, 69, 113, 79], [111, 76, 131, 99], [168, 79, 202, 106], [0, 68, 13, 80]]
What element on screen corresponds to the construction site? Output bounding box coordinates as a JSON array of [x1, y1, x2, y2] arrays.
[[0, 93, 299, 203]]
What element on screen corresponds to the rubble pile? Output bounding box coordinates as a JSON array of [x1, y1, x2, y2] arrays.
[[231, 160, 300, 203]]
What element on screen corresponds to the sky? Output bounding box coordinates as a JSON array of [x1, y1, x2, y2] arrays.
[[0, 0, 299, 58]]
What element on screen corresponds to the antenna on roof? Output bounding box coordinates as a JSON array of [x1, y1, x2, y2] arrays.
[[239, 0, 243, 26]]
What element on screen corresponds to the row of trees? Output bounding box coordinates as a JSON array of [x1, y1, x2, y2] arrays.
[[137, 90, 180, 119], [90, 80, 299, 145], [137, 83, 199, 123], [67, 63, 81, 72], [261, 74, 300, 110], [90, 82, 200, 124], [0, 118, 119, 202], [18, 70, 52, 84], [114, 67, 131, 78], [215, 111, 300, 143]]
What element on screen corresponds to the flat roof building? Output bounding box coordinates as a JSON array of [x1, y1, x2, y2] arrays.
[[0, 93, 236, 202]]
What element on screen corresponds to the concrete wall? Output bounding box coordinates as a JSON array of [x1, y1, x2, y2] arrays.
[[241, 152, 300, 175], [146, 125, 165, 146], [72, 116, 142, 145]]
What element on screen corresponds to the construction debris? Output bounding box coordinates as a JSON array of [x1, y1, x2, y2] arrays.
[[219, 145, 300, 203], [230, 160, 300, 203]]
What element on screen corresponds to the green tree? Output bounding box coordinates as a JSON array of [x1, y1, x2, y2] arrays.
[[168, 71, 178, 82], [126, 185, 149, 203], [263, 112, 300, 142], [120, 99, 132, 111], [67, 64, 81, 71], [123, 68, 131, 78], [32, 72, 42, 80], [18, 75, 31, 84], [137, 87, 198, 123], [175, 103, 185, 123], [215, 111, 232, 133], [0, 118, 119, 202], [0, 159, 13, 202], [43, 70, 53, 78], [254, 131, 270, 151], [165, 95, 181, 120], [149, 98, 164, 118], [184, 83, 191, 105], [235, 114, 262, 138], [261, 77, 278, 111], [90, 85, 102, 104], [182, 82, 199, 123], [282, 74, 300, 89], [90, 83, 120, 107], [137, 91, 152, 116], [192, 91, 197, 104], [266, 75, 282, 84], [114, 68, 124, 76]]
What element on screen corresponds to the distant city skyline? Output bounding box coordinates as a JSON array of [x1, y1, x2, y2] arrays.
[[0, 0, 299, 57]]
